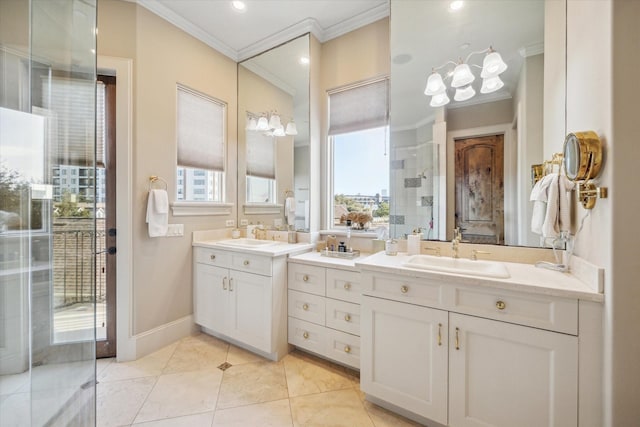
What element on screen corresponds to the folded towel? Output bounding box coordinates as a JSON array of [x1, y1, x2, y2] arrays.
[[530, 174, 555, 235], [146, 189, 169, 237], [285, 196, 296, 226], [530, 173, 575, 239]]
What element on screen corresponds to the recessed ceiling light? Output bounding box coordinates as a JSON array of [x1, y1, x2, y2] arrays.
[[231, 1, 246, 12], [299, 56, 310, 65], [449, 1, 464, 12]]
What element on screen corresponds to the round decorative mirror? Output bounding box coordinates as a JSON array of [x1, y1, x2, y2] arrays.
[[562, 131, 603, 181]]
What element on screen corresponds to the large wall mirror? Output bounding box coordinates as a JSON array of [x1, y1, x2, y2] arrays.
[[390, 0, 565, 247], [237, 34, 310, 230]]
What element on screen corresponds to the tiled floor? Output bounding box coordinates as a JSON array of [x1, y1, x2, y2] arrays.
[[97, 333, 422, 427]]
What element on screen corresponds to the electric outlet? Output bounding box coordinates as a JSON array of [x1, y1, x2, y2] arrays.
[[225, 219, 235, 227], [166, 224, 184, 237], [273, 218, 283, 228], [240, 219, 248, 226]]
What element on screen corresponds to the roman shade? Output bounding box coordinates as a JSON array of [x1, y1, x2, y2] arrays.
[[246, 130, 275, 180], [328, 78, 389, 136]]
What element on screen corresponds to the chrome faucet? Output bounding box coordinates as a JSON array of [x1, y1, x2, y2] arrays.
[[452, 227, 462, 258]]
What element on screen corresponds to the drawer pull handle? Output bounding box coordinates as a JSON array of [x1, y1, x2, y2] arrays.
[[437, 323, 442, 346], [302, 275, 309, 282], [344, 314, 351, 322], [303, 331, 309, 339], [210, 254, 216, 260], [344, 282, 351, 290], [302, 303, 309, 311], [229, 278, 234, 292], [243, 260, 250, 266], [344, 345, 351, 354], [400, 285, 409, 294], [223, 277, 228, 291], [455, 327, 460, 350], [496, 300, 506, 310]]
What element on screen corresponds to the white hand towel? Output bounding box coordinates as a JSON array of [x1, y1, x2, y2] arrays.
[[530, 174, 555, 235], [557, 175, 575, 233], [146, 189, 169, 237], [285, 196, 296, 226], [537, 173, 575, 239]]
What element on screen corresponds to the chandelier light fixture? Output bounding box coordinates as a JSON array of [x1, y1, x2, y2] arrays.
[[424, 46, 507, 107], [246, 111, 298, 136]]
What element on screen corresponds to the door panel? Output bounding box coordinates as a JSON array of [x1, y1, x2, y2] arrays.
[[229, 270, 271, 353]]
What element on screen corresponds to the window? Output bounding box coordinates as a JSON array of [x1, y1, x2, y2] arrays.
[[176, 84, 226, 202], [328, 78, 390, 229], [245, 129, 276, 203]]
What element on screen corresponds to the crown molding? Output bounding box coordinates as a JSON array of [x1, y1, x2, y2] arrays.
[[241, 61, 297, 96], [136, 0, 239, 61], [519, 42, 544, 58], [134, 0, 390, 63]]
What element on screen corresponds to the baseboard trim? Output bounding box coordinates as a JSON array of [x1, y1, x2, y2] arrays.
[[118, 315, 196, 361]]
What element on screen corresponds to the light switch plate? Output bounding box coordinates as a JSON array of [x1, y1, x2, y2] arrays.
[[225, 219, 235, 227], [166, 224, 184, 237], [240, 219, 248, 226]]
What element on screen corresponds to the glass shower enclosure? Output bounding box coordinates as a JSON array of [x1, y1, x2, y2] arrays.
[[1, 0, 97, 424]]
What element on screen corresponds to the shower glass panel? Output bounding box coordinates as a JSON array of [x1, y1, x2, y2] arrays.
[[0, 0, 97, 425]]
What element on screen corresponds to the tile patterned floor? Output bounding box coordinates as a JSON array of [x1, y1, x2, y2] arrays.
[[97, 334, 422, 427]]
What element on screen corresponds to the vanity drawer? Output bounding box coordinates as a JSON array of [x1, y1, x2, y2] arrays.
[[195, 247, 231, 267], [230, 252, 272, 276], [326, 328, 360, 369], [288, 290, 325, 326], [288, 317, 327, 355], [362, 272, 444, 309], [325, 298, 360, 336], [288, 263, 326, 296], [450, 285, 578, 335], [326, 269, 362, 304]]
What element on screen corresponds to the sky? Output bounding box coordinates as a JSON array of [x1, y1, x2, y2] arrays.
[[333, 126, 389, 196], [0, 107, 45, 182]]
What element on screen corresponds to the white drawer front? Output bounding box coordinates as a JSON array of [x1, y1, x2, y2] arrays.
[[288, 290, 326, 326], [326, 269, 362, 304], [195, 247, 230, 267], [327, 329, 360, 369], [362, 272, 444, 308], [288, 263, 326, 296], [451, 285, 578, 335], [230, 252, 272, 276], [288, 317, 327, 356], [325, 298, 360, 336]]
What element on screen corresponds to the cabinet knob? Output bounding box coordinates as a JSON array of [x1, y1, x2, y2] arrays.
[[344, 282, 351, 290], [496, 300, 506, 310], [400, 285, 409, 294], [303, 331, 309, 339], [243, 260, 250, 266], [210, 254, 216, 260], [344, 345, 351, 354], [302, 303, 309, 311], [344, 314, 351, 322], [302, 275, 309, 282]]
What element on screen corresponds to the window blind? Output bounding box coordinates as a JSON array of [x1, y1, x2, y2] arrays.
[[328, 78, 389, 136], [246, 130, 275, 180], [177, 85, 226, 172]]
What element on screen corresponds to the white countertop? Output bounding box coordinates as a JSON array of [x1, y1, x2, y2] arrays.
[[288, 250, 375, 271], [355, 251, 604, 302], [193, 240, 314, 257]]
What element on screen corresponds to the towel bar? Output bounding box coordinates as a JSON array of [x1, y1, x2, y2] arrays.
[[149, 175, 168, 191]]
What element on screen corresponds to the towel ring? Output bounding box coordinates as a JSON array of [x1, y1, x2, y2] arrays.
[[149, 175, 168, 191], [284, 189, 294, 197]]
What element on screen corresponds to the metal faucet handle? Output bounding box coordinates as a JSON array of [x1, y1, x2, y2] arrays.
[[471, 249, 491, 260]]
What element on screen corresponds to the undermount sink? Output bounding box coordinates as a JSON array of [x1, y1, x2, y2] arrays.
[[402, 255, 510, 279], [214, 238, 280, 248]]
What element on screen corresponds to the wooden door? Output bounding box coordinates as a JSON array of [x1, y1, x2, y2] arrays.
[[455, 135, 504, 244]]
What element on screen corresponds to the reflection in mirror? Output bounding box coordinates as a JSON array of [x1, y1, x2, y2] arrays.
[[238, 34, 310, 230], [390, 0, 564, 247]]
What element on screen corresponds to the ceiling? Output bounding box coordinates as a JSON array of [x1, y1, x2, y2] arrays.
[[135, 0, 389, 61]]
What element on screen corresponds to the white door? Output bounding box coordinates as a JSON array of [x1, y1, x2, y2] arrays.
[[449, 313, 578, 427], [194, 264, 227, 333], [229, 270, 272, 353], [361, 296, 448, 425]]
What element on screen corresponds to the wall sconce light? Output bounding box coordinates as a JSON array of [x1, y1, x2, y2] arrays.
[[424, 46, 507, 107], [247, 111, 298, 137]]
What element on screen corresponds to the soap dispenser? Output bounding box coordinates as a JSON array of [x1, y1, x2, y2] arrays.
[[407, 228, 422, 255]]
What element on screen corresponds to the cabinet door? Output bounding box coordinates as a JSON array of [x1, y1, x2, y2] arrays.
[[361, 296, 448, 425], [229, 270, 272, 353], [194, 263, 228, 333], [449, 313, 578, 427]]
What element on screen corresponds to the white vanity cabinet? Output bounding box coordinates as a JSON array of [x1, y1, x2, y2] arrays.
[[193, 246, 288, 360], [287, 259, 362, 369]]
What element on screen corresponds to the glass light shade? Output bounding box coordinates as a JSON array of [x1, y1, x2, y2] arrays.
[[268, 114, 281, 129], [430, 92, 450, 107], [256, 116, 270, 131], [285, 121, 298, 135], [451, 63, 475, 88], [246, 117, 257, 131], [480, 75, 504, 94], [273, 124, 286, 137], [424, 72, 446, 96], [454, 85, 476, 101], [481, 51, 508, 78]]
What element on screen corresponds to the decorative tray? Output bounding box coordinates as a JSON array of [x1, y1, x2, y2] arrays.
[[320, 249, 360, 259]]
